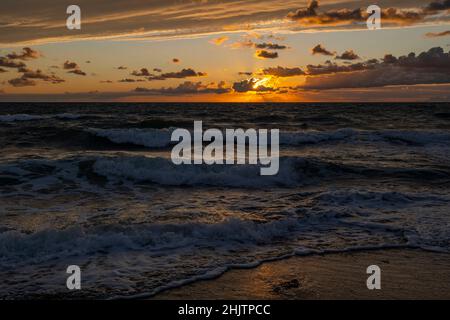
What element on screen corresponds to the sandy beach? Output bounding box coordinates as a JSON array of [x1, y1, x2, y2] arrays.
[[153, 249, 450, 300]]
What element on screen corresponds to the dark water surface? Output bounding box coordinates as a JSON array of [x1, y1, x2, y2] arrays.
[[1, 102, 450, 298]]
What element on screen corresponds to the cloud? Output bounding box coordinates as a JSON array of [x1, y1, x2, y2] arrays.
[[20, 69, 64, 83], [255, 50, 278, 59], [135, 81, 230, 95], [63, 61, 79, 70], [6, 47, 40, 60], [100, 80, 113, 83], [335, 50, 360, 60], [261, 66, 305, 77], [230, 39, 288, 51], [118, 78, 145, 82], [426, 30, 450, 37], [131, 68, 152, 76], [288, 1, 426, 27], [0, 0, 447, 46], [0, 68, 7, 73], [425, 0, 450, 12], [254, 42, 287, 50], [63, 60, 87, 76], [0, 57, 26, 69], [306, 61, 375, 75], [147, 68, 207, 81], [68, 69, 87, 76], [287, 0, 319, 20], [311, 44, 334, 56], [238, 72, 253, 76], [117, 66, 128, 70], [210, 36, 229, 45], [8, 77, 36, 87], [287, 0, 363, 25], [232, 78, 276, 92], [300, 47, 450, 89], [172, 58, 180, 63], [153, 68, 162, 72]]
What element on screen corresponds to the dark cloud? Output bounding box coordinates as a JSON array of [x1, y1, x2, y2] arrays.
[[306, 61, 375, 75], [100, 80, 113, 83], [0, 57, 26, 69], [426, 30, 450, 37], [8, 77, 36, 87], [68, 69, 87, 76], [147, 68, 207, 81], [6, 47, 40, 60], [118, 78, 145, 82], [21, 69, 64, 83], [230, 39, 288, 51], [172, 58, 180, 63], [135, 81, 230, 95], [288, 0, 363, 25], [425, 0, 450, 12], [117, 66, 127, 70], [311, 44, 334, 56], [301, 47, 450, 89], [255, 50, 278, 59], [153, 68, 162, 72], [381, 7, 425, 24], [254, 43, 287, 50], [336, 50, 360, 60], [287, 0, 319, 20], [63, 60, 87, 76], [131, 68, 152, 77], [0, 68, 7, 73], [63, 61, 79, 70], [288, 1, 425, 26], [261, 66, 305, 77], [238, 72, 253, 76]]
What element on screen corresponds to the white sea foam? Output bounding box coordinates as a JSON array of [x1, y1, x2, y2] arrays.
[[93, 156, 300, 187], [0, 218, 303, 267]]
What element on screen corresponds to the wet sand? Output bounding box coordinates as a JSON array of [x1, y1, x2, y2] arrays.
[[153, 249, 450, 300]]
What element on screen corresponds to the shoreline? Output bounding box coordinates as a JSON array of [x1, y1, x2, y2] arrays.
[[152, 248, 450, 300]]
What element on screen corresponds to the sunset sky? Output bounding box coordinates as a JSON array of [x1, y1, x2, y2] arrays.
[[1, 0, 450, 102]]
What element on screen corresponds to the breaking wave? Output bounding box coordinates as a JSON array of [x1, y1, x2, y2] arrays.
[[87, 128, 175, 148], [77, 127, 450, 149], [2, 155, 449, 190]]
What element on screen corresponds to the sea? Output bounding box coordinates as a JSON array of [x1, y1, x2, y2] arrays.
[[0, 102, 449, 299]]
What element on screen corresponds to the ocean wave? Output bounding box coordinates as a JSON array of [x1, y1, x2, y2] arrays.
[[313, 190, 449, 209], [0, 218, 303, 267], [93, 156, 301, 187], [280, 128, 356, 145], [1, 155, 449, 190], [0, 113, 85, 122], [79, 127, 450, 149], [87, 128, 175, 148], [0, 114, 46, 122]]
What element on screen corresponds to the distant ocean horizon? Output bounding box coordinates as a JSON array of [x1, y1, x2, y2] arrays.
[[1, 102, 450, 298]]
